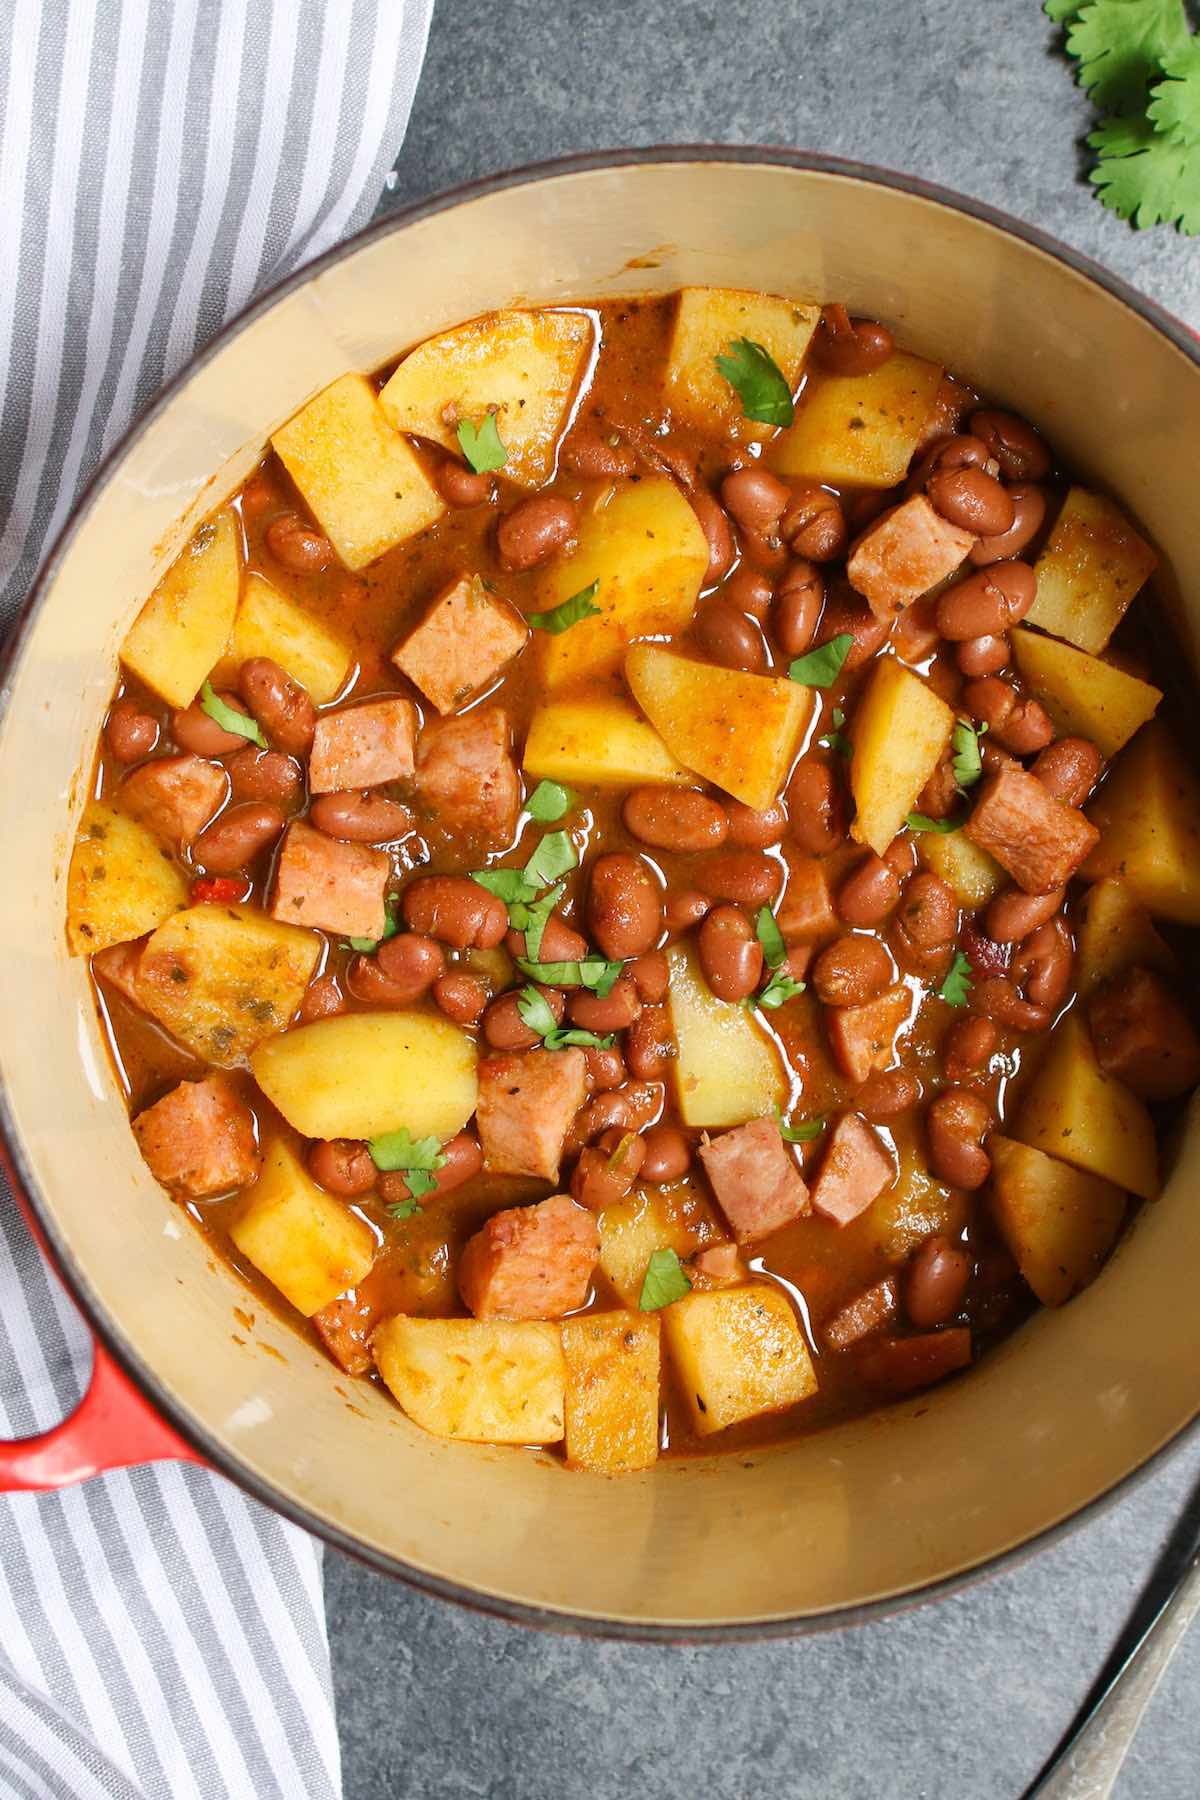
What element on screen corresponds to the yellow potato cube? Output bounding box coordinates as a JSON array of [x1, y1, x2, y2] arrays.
[[1010, 627, 1160, 757], [662, 1284, 817, 1436], [597, 1184, 706, 1309], [1082, 723, 1200, 924], [373, 1316, 565, 1444], [769, 352, 943, 486], [535, 478, 708, 690], [1074, 878, 1175, 997], [251, 1011, 477, 1142], [917, 828, 1005, 909], [625, 644, 811, 811], [562, 1311, 661, 1474], [1028, 487, 1157, 653], [663, 286, 820, 441], [271, 372, 445, 570], [66, 803, 188, 956], [137, 904, 320, 1067], [855, 1116, 969, 1261], [1014, 1013, 1158, 1200], [523, 686, 692, 788], [666, 943, 785, 1128], [230, 1137, 375, 1317], [850, 656, 956, 855], [119, 509, 241, 708], [227, 573, 353, 704], [378, 308, 591, 487], [989, 1135, 1126, 1307]]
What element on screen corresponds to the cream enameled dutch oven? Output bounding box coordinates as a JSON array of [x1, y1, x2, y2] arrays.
[[2, 150, 1199, 1639]]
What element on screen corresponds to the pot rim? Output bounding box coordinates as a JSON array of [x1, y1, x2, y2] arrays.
[[4, 143, 1199, 1643]]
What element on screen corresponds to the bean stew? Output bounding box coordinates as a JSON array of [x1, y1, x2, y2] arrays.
[[67, 288, 1200, 1472]]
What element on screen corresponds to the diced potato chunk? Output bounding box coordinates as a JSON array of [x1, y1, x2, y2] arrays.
[[769, 352, 943, 486], [66, 802, 188, 955], [662, 1285, 817, 1436], [663, 286, 820, 441], [1013, 1013, 1157, 1200], [1010, 627, 1160, 757], [271, 372, 445, 570], [666, 943, 785, 1128], [535, 479, 708, 689], [597, 1181, 717, 1308], [373, 1316, 565, 1444], [918, 828, 1005, 909], [1074, 878, 1175, 997], [137, 904, 321, 1067], [230, 1136, 374, 1317], [227, 573, 352, 704], [626, 645, 811, 811], [859, 1122, 969, 1262], [1028, 487, 1157, 653], [1082, 723, 1200, 924], [120, 510, 240, 707], [989, 1135, 1126, 1307], [562, 1312, 661, 1474], [850, 657, 955, 855], [523, 686, 691, 788], [250, 1011, 477, 1142], [378, 308, 591, 487]]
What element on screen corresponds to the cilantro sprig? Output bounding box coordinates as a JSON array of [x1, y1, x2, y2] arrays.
[[527, 582, 601, 634], [639, 1247, 692, 1312], [515, 985, 615, 1052], [951, 718, 986, 793], [745, 907, 806, 1011], [471, 831, 579, 957], [515, 956, 624, 994], [200, 680, 266, 749], [456, 413, 507, 473], [906, 811, 966, 835], [526, 779, 573, 823], [818, 707, 853, 760], [788, 633, 853, 689], [370, 1128, 447, 1212], [714, 338, 795, 426], [937, 951, 975, 1009], [779, 1115, 827, 1144]]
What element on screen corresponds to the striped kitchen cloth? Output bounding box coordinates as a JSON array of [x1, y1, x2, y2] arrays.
[[0, 2, 434, 1795]]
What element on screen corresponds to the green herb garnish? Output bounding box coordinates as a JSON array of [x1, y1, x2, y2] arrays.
[[515, 956, 624, 995], [370, 1129, 447, 1205], [638, 1247, 692, 1312], [387, 1196, 423, 1221], [515, 985, 616, 1052], [754, 970, 807, 1010], [455, 413, 507, 473], [199, 680, 266, 749], [937, 951, 974, 1009], [788, 634, 854, 689], [818, 706, 853, 759], [526, 779, 573, 822], [522, 830, 578, 889], [714, 337, 795, 427], [755, 906, 787, 969], [779, 1115, 827, 1144], [527, 581, 601, 634], [906, 812, 966, 835], [951, 718, 987, 793]]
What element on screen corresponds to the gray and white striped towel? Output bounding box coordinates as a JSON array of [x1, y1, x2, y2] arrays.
[[0, 2, 434, 1794]]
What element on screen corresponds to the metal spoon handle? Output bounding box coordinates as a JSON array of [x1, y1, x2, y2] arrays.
[[1027, 1547, 1200, 1798]]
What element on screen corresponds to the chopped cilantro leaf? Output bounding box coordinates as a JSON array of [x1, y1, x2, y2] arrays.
[[714, 337, 795, 427], [369, 1129, 448, 1203], [521, 881, 565, 961], [906, 811, 965, 835], [818, 706, 853, 759], [937, 951, 974, 1009], [515, 985, 614, 1051], [788, 634, 854, 689], [779, 1115, 827, 1144], [523, 830, 578, 888], [952, 718, 987, 793], [470, 866, 539, 906], [639, 1247, 692, 1312], [200, 680, 266, 749], [456, 412, 507, 473], [755, 906, 787, 969], [386, 1195, 423, 1221], [754, 970, 807, 1010], [527, 779, 573, 822], [527, 581, 601, 634], [516, 956, 624, 994]]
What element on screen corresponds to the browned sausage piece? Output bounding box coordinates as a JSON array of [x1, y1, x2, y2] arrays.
[[808, 1113, 895, 1225], [475, 1049, 589, 1181], [825, 985, 911, 1084], [823, 1277, 899, 1349], [132, 1074, 261, 1197], [1088, 966, 1200, 1101], [459, 1194, 599, 1320], [965, 765, 1099, 894]]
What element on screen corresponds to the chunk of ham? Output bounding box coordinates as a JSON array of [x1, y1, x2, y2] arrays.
[[698, 1117, 810, 1245], [268, 819, 389, 940], [822, 1276, 898, 1349], [308, 697, 417, 794], [92, 939, 147, 1009], [966, 766, 1099, 895], [415, 707, 521, 849], [825, 983, 912, 1084], [475, 1047, 588, 1181], [809, 1113, 895, 1226], [777, 856, 839, 943], [392, 573, 529, 715], [847, 495, 975, 622], [132, 1074, 260, 1197], [311, 1291, 374, 1376], [458, 1193, 599, 1320], [1088, 966, 1200, 1101], [120, 754, 227, 847], [689, 1242, 748, 1288]]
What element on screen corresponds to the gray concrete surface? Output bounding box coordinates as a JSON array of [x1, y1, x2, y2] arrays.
[[326, 3, 1200, 1794]]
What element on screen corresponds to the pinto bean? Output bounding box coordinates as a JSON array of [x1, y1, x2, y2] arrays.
[[720, 466, 790, 533], [698, 905, 763, 1001], [927, 1089, 992, 1190], [1031, 736, 1102, 807], [496, 494, 579, 571], [664, 889, 711, 935], [350, 932, 445, 1007], [587, 853, 662, 959], [575, 1081, 663, 1144], [726, 799, 787, 848], [813, 587, 890, 670], [265, 512, 333, 572], [942, 1015, 997, 1083], [238, 657, 316, 757], [1011, 917, 1073, 1012], [106, 701, 159, 763], [927, 466, 1014, 537], [968, 975, 1051, 1034], [814, 304, 893, 375], [694, 597, 767, 672], [837, 854, 901, 927], [639, 1125, 692, 1184], [936, 562, 1037, 640], [957, 634, 1010, 678], [625, 1007, 675, 1079], [688, 487, 736, 585], [782, 487, 847, 562], [962, 676, 1054, 754], [857, 1068, 922, 1120], [308, 1139, 376, 1197], [884, 835, 919, 879], [377, 1131, 483, 1206], [432, 971, 488, 1026], [786, 753, 848, 856], [193, 801, 285, 871], [506, 912, 588, 964], [917, 753, 961, 821], [628, 951, 669, 1004], [560, 427, 638, 480], [297, 974, 345, 1024], [812, 934, 894, 1006], [583, 1046, 627, 1092], [892, 873, 959, 976], [969, 409, 1053, 482], [434, 457, 494, 507], [698, 851, 782, 906], [969, 484, 1047, 566], [723, 565, 774, 621], [402, 876, 508, 949], [623, 785, 729, 853], [772, 560, 824, 656], [172, 692, 253, 756], [986, 885, 1065, 944], [310, 791, 412, 843], [226, 747, 303, 808], [483, 984, 565, 1050], [568, 974, 642, 1034], [572, 1133, 646, 1211], [905, 1235, 972, 1328]]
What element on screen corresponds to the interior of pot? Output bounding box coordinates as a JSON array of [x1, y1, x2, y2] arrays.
[[2, 155, 1199, 1632]]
